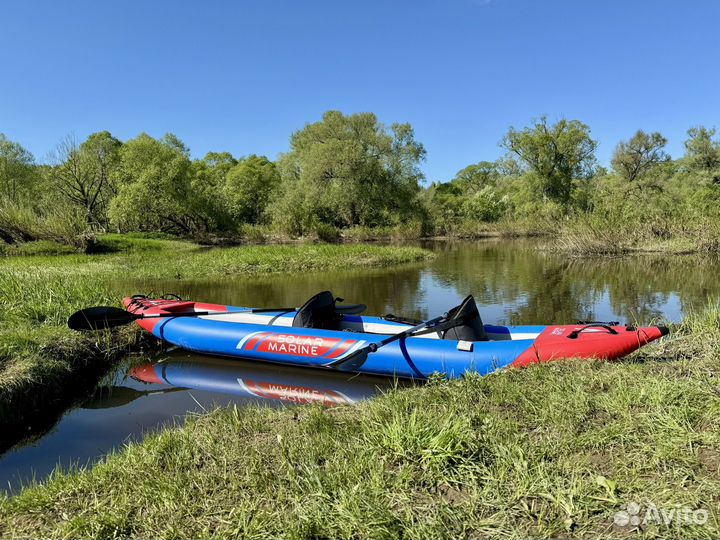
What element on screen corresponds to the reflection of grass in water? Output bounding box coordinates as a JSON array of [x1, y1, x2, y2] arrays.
[[2, 306, 718, 539], [429, 241, 720, 325], [0, 241, 432, 442], [121, 259, 432, 323]]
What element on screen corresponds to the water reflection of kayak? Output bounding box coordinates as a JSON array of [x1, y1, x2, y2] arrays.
[[81, 385, 186, 409], [123, 294, 669, 379], [129, 355, 400, 406]]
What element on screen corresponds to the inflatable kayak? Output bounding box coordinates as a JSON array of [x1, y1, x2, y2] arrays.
[[122, 292, 668, 380]]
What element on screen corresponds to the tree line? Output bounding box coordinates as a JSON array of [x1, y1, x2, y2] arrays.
[[1, 111, 719, 245]]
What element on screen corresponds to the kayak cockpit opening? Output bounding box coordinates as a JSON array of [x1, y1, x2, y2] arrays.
[[293, 291, 488, 342]]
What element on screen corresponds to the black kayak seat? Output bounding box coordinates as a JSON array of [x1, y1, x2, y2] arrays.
[[292, 291, 366, 330], [292, 291, 486, 341], [441, 295, 488, 342]]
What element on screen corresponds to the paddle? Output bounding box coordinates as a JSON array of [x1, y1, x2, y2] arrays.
[[323, 313, 449, 371], [68, 299, 369, 331], [68, 305, 297, 331]]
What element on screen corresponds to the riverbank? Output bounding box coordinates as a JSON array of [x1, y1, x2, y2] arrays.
[[544, 217, 720, 256], [0, 240, 433, 445], [1, 306, 717, 539], [436, 216, 720, 256], [4, 215, 720, 257], [191, 217, 720, 255]]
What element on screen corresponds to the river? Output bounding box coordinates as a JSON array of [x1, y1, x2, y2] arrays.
[[1, 239, 717, 493]]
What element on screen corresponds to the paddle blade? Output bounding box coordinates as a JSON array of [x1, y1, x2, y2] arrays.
[[324, 349, 369, 371], [68, 306, 138, 331]]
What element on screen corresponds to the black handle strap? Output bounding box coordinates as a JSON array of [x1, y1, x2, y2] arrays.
[[568, 323, 619, 339]]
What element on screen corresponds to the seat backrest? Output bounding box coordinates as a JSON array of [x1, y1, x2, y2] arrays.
[[442, 295, 487, 341], [292, 291, 342, 330]]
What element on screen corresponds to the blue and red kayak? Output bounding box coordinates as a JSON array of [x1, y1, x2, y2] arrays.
[[123, 296, 668, 380]]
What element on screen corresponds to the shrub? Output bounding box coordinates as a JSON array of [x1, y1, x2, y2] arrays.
[[311, 222, 341, 243]]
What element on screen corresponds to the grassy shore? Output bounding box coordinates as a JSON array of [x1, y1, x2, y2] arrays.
[[1, 306, 718, 539], [0, 237, 433, 444], [6, 216, 719, 256], [434, 216, 720, 256], [542, 217, 720, 256]]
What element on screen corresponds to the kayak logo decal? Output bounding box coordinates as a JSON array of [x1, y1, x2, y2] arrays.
[[236, 332, 362, 359]]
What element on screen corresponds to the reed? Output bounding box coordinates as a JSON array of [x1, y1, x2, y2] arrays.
[[548, 215, 720, 256]]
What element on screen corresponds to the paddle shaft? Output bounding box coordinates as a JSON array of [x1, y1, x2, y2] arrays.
[[325, 312, 448, 369], [68, 305, 299, 331], [367, 314, 447, 352], [70, 300, 366, 331], [133, 307, 296, 320]]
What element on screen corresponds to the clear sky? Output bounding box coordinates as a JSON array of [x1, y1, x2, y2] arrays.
[[1, 0, 719, 182]]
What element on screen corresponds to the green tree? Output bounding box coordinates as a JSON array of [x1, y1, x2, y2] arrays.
[[271, 111, 426, 234], [109, 133, 205, 234], [50, 132, 122, 227], [452, 161, 498, 192], [0, 134, 36, 203], [501, 117, 598, 204], [191, 152, 238, 230], [611, 130, 669, 183], [461, 186, 508, 222], [684, 126, 720, 180], [425, 181, 466, 232], [193, 152, 238, 195], [224, 155, 280, 224]]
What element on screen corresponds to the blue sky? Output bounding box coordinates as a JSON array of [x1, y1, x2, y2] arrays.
[[1, 0, 719, 182]]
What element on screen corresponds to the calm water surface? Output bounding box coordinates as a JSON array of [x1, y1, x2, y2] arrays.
[[2, 239, 718, 493]]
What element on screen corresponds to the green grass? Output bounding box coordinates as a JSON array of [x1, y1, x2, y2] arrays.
[[86, 233, 194, 254], [0, 269, 140, 446], [0, 233, 192, 257], [0, 240, 433, 440], [0, 240, 79, 257], [1, 306, 718, 539], [1, 243, 432, 281]]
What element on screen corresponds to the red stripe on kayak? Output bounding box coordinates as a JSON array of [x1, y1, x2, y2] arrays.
[[243, 333, 271, 351], [325, 340, 357, 359]]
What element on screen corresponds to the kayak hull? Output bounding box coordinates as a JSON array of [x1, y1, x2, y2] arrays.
[[123, 297, 668, 379]]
